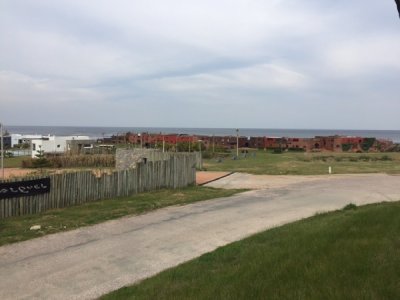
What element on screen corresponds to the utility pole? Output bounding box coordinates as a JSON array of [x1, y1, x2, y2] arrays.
[[198, 140, 202, 170], [162, 134, 165, 153], [199, 140, 202, 156], [212, 134, 215, 153], [236, 128, 239, 158], [1, 122, 4, 179]]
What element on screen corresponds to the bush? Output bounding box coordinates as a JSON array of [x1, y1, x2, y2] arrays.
[[22, 154, 115, 168], [31, 149, 53, 169], [380, 155, 392, 161], [48, 154, 115, 168], [342, 143, 353, 152], [343, 203, 357, 210], [5, 152, 14, 158], [361, 138, 376, 152], [201, 151, 213, 159], [312, 156, 334, 162], [32, 159, 53, 168], [358, 155, 370, 161], [21, 159, 34, 168]]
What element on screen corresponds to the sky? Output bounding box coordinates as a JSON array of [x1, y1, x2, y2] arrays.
[[0, 0, 399, 129]]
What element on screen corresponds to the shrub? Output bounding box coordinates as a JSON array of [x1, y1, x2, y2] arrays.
[[23, 154, 115, 168], [5, 152, 14, 158], [358, 155, 370, 161], [342, 143, 353, 152], [201, 151, 213, 159], [361, 138, 376, 152], [343, 203, 357, 210], [380, 155, 392, 161], [21, 159, 34, 168], [288, 147, 305, 152], [312, 156, 334, 162], [32, 149, 53, 169]]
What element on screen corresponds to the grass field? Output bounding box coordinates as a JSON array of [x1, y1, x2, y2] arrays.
[[3, 156, 28, 168], [103, 201, 400, 300], [204, 151, 400, 175], [5, 152, 400, 175], [0, 186, 244, 246]]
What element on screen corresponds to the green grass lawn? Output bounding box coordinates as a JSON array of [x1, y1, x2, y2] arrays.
[[3, 156, 28, 168], [103, 201, 400, 300], [204, 151, 400, 175], [0, 186, 244, 246], [6, 152, 400, 175]]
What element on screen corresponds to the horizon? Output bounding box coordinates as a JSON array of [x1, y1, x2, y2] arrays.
[[5, 124, 400, 132]]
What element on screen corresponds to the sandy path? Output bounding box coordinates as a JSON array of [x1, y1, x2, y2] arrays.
[[196, 171, 231, 185], [1, 168, 34, 179]]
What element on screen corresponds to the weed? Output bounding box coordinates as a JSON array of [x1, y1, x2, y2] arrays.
[[343, 203, 357, 210]]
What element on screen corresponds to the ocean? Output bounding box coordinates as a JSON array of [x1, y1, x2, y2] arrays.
[[4, 126, 400, 143]]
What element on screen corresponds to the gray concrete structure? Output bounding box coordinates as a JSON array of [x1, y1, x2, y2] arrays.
[[116, 149, 202, 170]]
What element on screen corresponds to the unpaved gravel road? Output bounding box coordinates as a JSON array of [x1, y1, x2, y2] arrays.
[[0, 173, 399, 299]]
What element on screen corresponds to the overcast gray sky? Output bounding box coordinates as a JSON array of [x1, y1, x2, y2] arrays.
[[0, 0, 399, 129]]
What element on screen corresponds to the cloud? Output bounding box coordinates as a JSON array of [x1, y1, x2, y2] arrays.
[[323, 35, 400, 76], [0, 0, 399, 129], [0, 71, 105, 105], [154, 64, 308, 93]]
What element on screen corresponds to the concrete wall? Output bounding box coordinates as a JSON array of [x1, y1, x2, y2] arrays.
[[116, 149, 202, 171]]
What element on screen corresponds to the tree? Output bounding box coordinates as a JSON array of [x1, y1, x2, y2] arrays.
[[32, 147, 52, 170], [395, 0, 400, 18]]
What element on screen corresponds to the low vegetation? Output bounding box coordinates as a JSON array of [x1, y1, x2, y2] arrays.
[[21, 154, 115, 168], [5, 150, 400, 175], [3, 156, 28, 168], [0, 186, 245, 246], [103, 201, 400, 300], [204, 150, 400, 175]]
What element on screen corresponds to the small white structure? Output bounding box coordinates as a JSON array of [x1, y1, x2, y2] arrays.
[[31, 136, 92, 158], [9, 134, 45, 148]]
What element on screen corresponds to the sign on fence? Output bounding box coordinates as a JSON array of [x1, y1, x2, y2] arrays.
[[0, 178, 51, 199]]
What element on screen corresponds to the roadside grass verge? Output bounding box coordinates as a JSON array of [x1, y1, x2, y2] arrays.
[[204, 151, 400, 175], [103, 201, 400, 300], [0, 186, 245, 246]]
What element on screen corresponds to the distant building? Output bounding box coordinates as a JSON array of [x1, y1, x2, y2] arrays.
[[31, 136, 94, 158], [97, 132, 395, 153], [7, 134, 44, 148]]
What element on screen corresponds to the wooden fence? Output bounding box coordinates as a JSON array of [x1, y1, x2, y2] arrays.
[[0, 154, 197, 218]]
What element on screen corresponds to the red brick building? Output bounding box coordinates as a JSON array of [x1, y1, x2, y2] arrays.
[[102, 132, 393, 153]]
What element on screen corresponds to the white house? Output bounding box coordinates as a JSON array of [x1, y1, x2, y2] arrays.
[[9, 134, 45, 148], [31, 135, 93, 158]]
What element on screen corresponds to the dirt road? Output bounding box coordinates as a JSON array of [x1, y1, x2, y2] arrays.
[[0, 173, 399, 299]]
